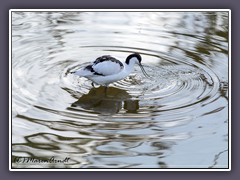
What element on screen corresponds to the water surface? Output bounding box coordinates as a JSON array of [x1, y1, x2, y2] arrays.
[[11, 11, 229, 169]]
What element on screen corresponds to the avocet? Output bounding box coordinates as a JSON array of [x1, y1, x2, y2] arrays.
[[73, 53, 149, 86]]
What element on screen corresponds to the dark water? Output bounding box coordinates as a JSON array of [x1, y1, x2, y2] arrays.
[[11, 11, 229, 168]]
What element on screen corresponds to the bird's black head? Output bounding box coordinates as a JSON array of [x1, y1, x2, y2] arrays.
[[125, 53, 142, 65]]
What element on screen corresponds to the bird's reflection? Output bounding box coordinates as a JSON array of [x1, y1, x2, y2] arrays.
[[71, 87, 139, 114]]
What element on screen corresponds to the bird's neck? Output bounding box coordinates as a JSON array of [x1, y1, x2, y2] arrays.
[[125, 60, 136, 72]]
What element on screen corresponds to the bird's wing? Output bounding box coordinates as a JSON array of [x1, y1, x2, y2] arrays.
[[92, 56, 124, 76]]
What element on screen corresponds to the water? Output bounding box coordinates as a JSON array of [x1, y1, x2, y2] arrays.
[[11, 11, 229, 169]]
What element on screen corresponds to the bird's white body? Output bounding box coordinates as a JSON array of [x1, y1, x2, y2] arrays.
[[73, 53, 148, 86]]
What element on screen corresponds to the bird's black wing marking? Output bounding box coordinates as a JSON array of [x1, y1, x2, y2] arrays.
[[84, 65, 104, 76], [93, 55, 124, 69]]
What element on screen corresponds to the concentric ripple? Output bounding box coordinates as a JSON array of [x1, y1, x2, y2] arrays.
[[62, 51, 220, 115]]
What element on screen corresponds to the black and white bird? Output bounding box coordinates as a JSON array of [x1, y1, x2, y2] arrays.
[[73, 53, 149, 86]]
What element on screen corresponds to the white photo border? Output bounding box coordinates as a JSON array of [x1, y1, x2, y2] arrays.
[[9, 9, 231, 171]]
